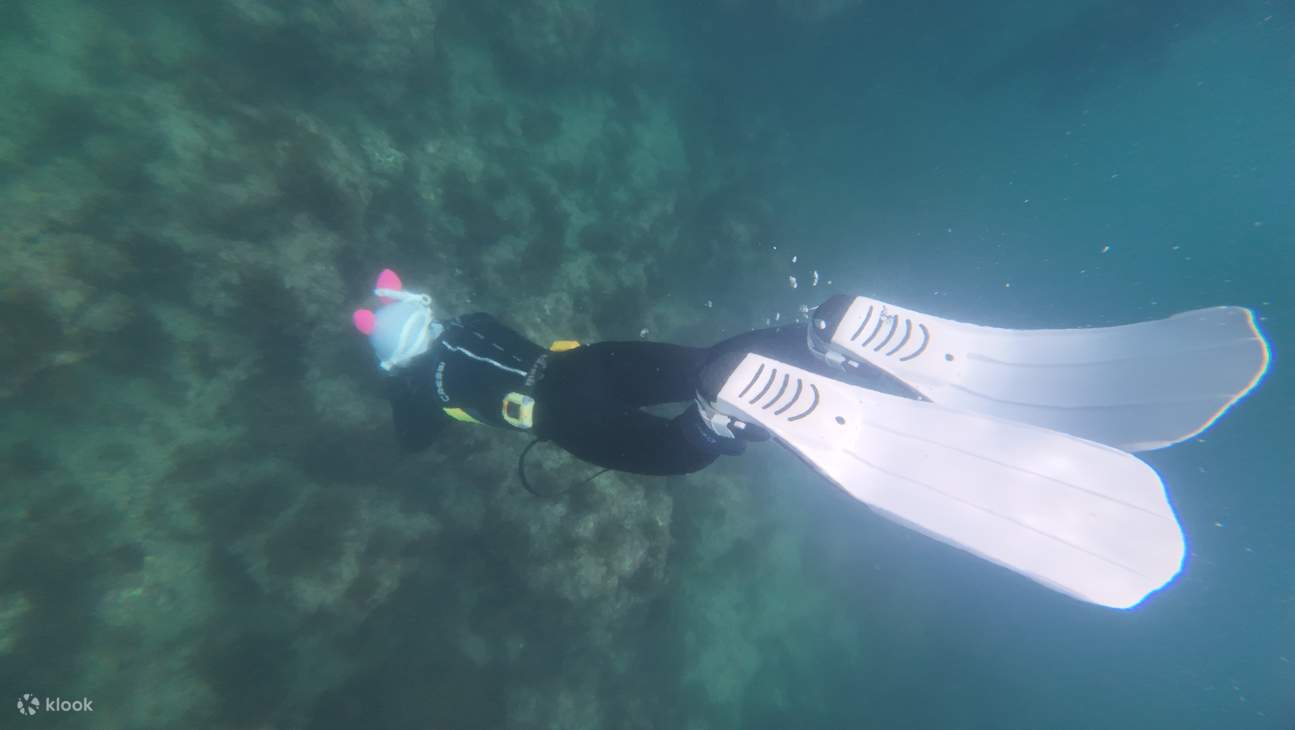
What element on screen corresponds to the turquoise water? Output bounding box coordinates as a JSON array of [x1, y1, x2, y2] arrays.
[[1, 1, 1291, 728]]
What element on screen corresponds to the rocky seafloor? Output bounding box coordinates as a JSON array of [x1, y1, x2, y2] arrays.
[[0, 1, 893, 728]]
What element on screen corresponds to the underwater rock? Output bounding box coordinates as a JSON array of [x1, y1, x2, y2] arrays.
[[220, 0, 448, 76], [0, 0, 785, 727], [232, 484, 438, 619], [470, 0, 610, 83]]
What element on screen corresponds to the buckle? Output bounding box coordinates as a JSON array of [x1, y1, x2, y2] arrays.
[[501, 392, 535, 429]]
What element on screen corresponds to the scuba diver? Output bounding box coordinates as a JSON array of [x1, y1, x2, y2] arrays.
[[353, 268, 1270, 610]]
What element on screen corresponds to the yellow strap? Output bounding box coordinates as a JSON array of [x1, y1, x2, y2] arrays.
[[549, 339, 581, 352], [443, 407, 481, 425]]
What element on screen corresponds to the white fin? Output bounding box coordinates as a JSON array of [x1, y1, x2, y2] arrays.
[[825, 297, 1270, 451], [714, 354, 1185, 609]]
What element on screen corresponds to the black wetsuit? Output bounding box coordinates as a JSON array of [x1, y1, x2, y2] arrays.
[[386, 309, 912, 476]]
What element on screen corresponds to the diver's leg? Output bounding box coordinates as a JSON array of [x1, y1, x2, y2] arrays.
[[540, 341, 710, 407], [531, 396, 735, 476], [547, 329, 821, 408], [546, 322, 919, 412], [532, 342, 757, 473]]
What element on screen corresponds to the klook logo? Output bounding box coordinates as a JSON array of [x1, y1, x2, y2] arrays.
[[15, 695, 95, 716]]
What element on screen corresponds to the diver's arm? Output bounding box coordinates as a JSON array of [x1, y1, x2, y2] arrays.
[[385, 355, 451, 452]]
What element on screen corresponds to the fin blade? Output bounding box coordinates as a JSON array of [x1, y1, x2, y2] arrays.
[[829, 298, 1270, 450], [716, 354, 1185, 609]]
